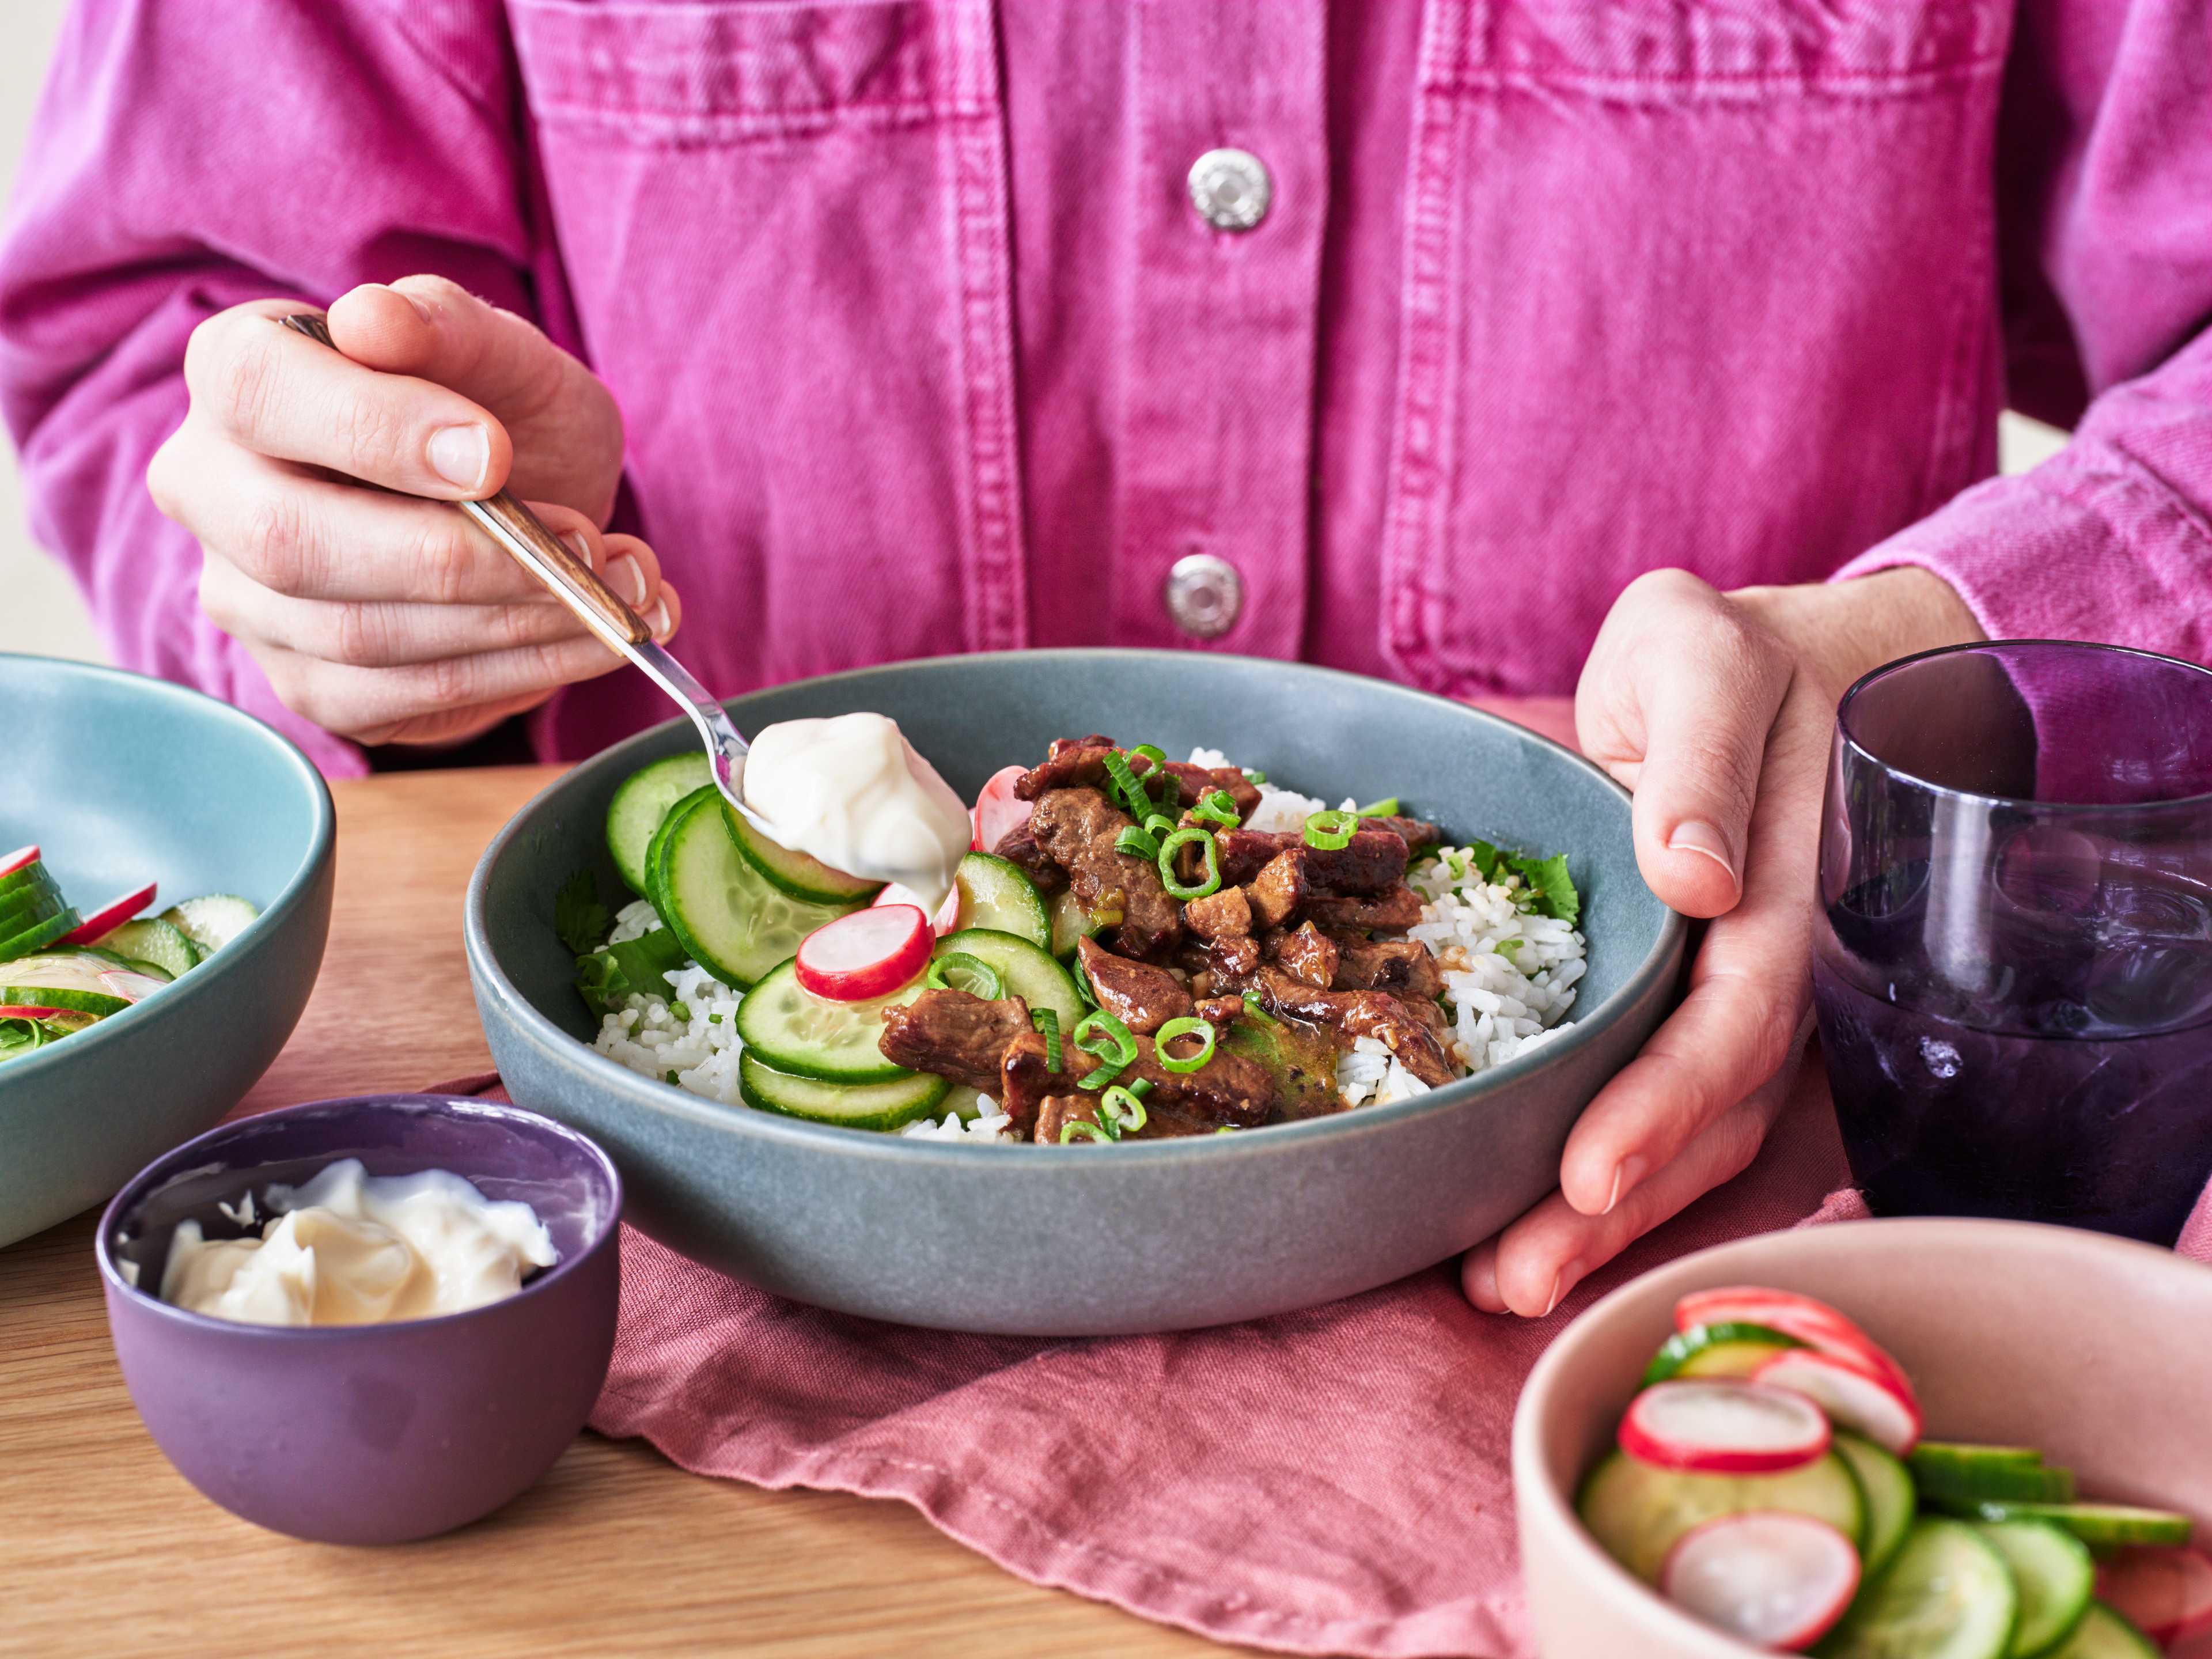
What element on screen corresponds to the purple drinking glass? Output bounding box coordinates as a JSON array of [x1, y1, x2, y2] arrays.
[[1811, 640, 2212, 1245]]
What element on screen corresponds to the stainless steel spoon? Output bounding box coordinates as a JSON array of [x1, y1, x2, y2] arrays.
[[277, 310, 771, 833]]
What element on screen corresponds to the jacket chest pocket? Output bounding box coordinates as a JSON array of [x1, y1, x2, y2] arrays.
[[509, 0, 1028, 694], [1381, 0, 2014, 697]]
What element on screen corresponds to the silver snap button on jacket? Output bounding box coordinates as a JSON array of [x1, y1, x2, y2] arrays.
[[1186, 148, 1272, 232], [1164, 554, 1244, 638]]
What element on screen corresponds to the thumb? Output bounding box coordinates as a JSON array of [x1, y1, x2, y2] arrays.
[[325, 277, 622, 517], [1580, 577, 1790, 919]]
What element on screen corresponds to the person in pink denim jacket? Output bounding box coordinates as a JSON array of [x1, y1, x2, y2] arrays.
[[3, 1, 2206, 1315]]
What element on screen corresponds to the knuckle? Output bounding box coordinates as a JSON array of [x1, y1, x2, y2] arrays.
[[209, 325, 285, 442], [240, 490, 310, 590], [329, 601, 392, 668], [405, 516, 480, 605], [332, 386, 410, 479], [424, 652, 480, 711]]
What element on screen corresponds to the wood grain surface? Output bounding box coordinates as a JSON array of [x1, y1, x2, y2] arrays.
[[0, 767, 1233, 1658]]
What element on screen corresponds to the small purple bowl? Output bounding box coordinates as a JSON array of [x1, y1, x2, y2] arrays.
[[97, 1094, 622, 1544]]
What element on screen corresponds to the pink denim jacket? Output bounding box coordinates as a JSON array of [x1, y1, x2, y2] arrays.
[[2, 1, 2209, 779]]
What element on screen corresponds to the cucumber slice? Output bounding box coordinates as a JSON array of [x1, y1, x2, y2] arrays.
[[158, 895, 260, 956], [1976, 1521, 2094, 1657], [96, 918, 201, 979], [933, 928, 1085, 1032], [0, 859, 59, 902], [1915, 1444, 2078, 1508], [1835, 1432, 1918, 1581], [0, 880, 65, 937], [1048, 888, 1100, 962], [73, 946, 173, 983], [0, 984, 129, 1017], [1575, 1448, 1864, 1584], [1967, 1504, 2193, 1550], [941, 1084, 991, 1121], [1644, 1321, 1805, 1385], [606, 753, 711, 896], [735, 959, 928, 1084], [950, 854, 1051, 950], [652, 793, 862, 990], [1821, 1518, 2017, 1659], [737, 1051, 949, 1130], [0, 909, 82, 963], [2045, 1603, 2161, 1659], [725, 800, 885, 905]]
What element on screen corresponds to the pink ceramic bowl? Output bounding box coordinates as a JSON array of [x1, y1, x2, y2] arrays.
[[1512, 1219, 2212, 1659]]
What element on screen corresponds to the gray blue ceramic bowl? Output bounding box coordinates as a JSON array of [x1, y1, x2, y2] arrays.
[[467, 651, 1684, 1335], [0, 654, 334, 1247], [99, 1094, 622, 1544]]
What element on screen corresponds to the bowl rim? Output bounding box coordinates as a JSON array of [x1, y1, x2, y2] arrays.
[[95, 1092, 624, 1338], [464, 647, 1687, 1165], [0, 653, 336, 1089], [1510, 1216, 2212, 1658]]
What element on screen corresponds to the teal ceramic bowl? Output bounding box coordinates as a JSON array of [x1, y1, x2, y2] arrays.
[[467, 652, 1684, 1334], [0, 656, 334, 1247]]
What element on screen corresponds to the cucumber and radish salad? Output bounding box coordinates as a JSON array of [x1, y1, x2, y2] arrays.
[[0, 845, 260, 1066], [1579, 1284, 2205, 1657], [566, 733, 1587, 1142]]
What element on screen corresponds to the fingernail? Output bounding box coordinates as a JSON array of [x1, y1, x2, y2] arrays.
[[609, 554, 649, 608], [560, 529, 597, 569], [1541, 1263, 1583, 1318], [427, 425, 489, 491], [1666, 820, 1737, 883], [1603, 1156, 1645, 1215], [647, 599, 673, 639], [385, 283, 434, 325]]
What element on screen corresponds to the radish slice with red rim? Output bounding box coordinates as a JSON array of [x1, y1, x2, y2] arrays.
[[95, 969, 168, 1003], [62, 882, 158, 946], [794, 906, 934, 1002], [0, 846, 37, 880], [1619, 1380, 1832, 1475], [2099, 1546, 2212, 1646], [872, 881, 960, 935], [1676, 1287, 1918, 1407], [970, 766, 1032, 856], [0, 1005, 65, 1020], [1752, 1349, 1921, 1456], [1660, 1510, 1861, 1652]]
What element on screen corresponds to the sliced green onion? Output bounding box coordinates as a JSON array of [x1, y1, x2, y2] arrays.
[[668, 1001, 692, 1022], [1072, 957, 1100, 1007], [1353, 796, 1399, 819], [1099, 1084, 1149, 1135], [927, 951, 1005, 1000], [1060, 1119, 1112, 1144], [1243, 769, 1266, 785], [1241, 991, 1279, 1027], [1303, 809, 1358, 851], [1072, 1009, 1137, 1067], [1127, 1077, 1154, 1098], [1099, 749, 1154, 821], [1154, 1015, 1216, 1073], [1156, 827, 1222, 900], [1129, 743, 1167, 771], [1215, 1124, 1240, 1134], [1114, 825, 1160, 859], [1031, 1006, 1060, 1071], [1075, 1056, 1127, 1093], [1190, 789, 1240, 828], [1143, 812, 1179, 842]]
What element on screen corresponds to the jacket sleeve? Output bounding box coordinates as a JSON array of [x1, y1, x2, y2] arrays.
[[0, 0, 549, 777], [1835, 0, 2212, 660]]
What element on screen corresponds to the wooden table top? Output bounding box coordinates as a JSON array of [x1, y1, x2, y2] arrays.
[[0, 767, 1231, 1658]]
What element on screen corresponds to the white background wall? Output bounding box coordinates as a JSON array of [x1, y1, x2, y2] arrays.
[[0, 0, 2067, 671]]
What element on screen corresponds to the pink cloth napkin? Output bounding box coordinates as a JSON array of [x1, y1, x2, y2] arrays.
[[430, 1065, 2212, 1658]]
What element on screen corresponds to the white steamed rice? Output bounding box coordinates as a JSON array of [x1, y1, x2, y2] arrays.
[[590, 748, 1587, 1135]]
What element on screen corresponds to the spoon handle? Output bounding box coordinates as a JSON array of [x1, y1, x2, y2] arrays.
[[275, 311, 650, 653]]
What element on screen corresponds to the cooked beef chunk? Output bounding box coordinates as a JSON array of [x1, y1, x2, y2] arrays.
[[878, 989, 1034, 1093], [1035, 1095, 1097, 1146], [1027, 787, 1184, 957], [1183, 884, 1252, 940], [1001, 1023, 1281, 1132], [1361, 815, 1440, 853], [1196, 933, 1263, 990], [991, 821, 1066, 892], [1330, 934, 1444, 1000], [1076, 937, 1194, 1035], [1270, 922, 1340, 989], [1302, 885, 1425, 931], [1253, 967, 1456, 1086], [1213, 830, 1408, 893], [1013, 739, 1258, 818], [1194, 995, 1245, 1032]]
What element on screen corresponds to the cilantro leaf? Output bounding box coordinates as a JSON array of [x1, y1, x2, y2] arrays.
[[574, 949, 630, 1018], [1508, 851, 1580, 926], [554, 870, 611, 955], [1467, 840, 1505, 884]]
